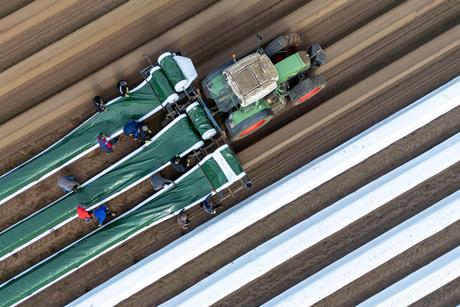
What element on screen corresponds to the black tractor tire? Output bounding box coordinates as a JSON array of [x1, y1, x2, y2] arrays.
[[288, 75, 326, 105], [265, 33, 302, 60], [308, 43, 327, 66], [225, 108, 274, 142], [93, 96, 106, 112]]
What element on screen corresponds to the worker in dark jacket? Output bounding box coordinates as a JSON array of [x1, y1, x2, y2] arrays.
[[170, 155, 191, 173], [92, 205, 116, 227], [117, 80, 130, 97], [201, 195, 217, 215], [123, 120, 152, 142]]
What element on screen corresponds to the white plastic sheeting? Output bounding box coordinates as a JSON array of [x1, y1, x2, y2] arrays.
[[358, 246, 460, 307], [265, 191, 460, 306], [69, 77, 459, 306], [162, 133, 460, 307]]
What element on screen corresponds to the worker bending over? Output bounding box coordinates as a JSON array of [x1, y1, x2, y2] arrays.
[[57, 175, 80, 193], [123, 120, 152, 142]]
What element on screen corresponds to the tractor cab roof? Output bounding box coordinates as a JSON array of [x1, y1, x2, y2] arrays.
[[223, 53, 279, 107]]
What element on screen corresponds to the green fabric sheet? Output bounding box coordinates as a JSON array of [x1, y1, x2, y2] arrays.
[[0, 75, 162, 204], [186, 102, 215, 139], [0, 146, 244, 307], [0, 115, 202, 259], [159, 54, 186, 89], [150, 67, 176, 102]]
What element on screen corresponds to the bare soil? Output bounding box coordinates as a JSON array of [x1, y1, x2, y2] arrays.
[[0, 0, 128, 71], [0, 0, 458, 305]]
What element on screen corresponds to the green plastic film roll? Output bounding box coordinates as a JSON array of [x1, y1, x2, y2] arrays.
[[150, 66, 178, 105], [158, 52, 188, 92], [186, 102, 217, 140]]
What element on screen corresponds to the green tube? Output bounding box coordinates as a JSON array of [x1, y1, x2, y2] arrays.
[[149, 66, 178, 106], [158, 52, 188, 92], [186, 101, 217, 140]]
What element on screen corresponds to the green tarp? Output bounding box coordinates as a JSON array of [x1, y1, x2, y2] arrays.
[[0, 74, 162, 205], [0, 146, 244, 307], [0, 115, 202, 259]]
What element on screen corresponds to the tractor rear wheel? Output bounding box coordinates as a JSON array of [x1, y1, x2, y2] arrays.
[[265, 33, 302, 62], [288, 75, 326, 105], [225, 108, 274, 141]]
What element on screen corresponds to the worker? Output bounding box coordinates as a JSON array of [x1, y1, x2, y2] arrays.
[[150, 173, 174, 192], [97, 133, 118, 154], [76, 205, 92, 223], [92, 205, 116, 227], [93, 96, 106, 112], [200, 195, 217, 215], [117, 80, 130, 97], [123, 120, 152, 142], [177, 210, 190, 230], [170, 155, 191, 173], [57, 175, 80, 193]]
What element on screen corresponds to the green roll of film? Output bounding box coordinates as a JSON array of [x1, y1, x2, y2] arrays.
[[149, 66, 179, 106], [158, 52, 188, 92], [186, 101, 217, 140]]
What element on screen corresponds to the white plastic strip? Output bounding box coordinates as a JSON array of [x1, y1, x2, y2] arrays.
[[358, 246, 460, 307], [213, 151, 238, 183], [0, 69, 161, 206], [0, 116, 204, 262], [265, 191, 460, 306], [162, 134, 460, 307], [6, 146, 244, 307], [70, 78, 460, 306]]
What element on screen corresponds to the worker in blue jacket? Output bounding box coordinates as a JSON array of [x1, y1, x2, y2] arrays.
[[92, 205, 116, 227], [123, 120, 152, 142]]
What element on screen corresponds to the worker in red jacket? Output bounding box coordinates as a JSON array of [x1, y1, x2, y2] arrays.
[[76, 206, 92, 222], [97, 133, 119, 154]]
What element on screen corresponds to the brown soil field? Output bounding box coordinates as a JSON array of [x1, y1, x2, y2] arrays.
[[0, 0, 458, 305]]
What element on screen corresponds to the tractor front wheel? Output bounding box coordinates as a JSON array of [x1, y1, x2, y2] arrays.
[[225, 108, 274, 141], [265, 33, 302, 62], [288, 76, 326, 105]]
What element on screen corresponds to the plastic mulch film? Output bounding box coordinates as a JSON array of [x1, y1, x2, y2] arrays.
[[186, 101, 217, 140], [0, 145, 245, 307], [0, 71, 163, 206], [158, 52, 187, 92], [0, 115, 203, 260]]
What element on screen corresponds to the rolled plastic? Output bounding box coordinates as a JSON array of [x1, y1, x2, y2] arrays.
[[186, 101, 217, 140], [158, 52, 188, 92], [149, 66, 179, 106]]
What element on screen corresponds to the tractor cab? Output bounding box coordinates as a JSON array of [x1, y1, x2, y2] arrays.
[[223, 53, 279, 107]]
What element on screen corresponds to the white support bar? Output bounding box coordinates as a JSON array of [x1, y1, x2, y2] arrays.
[[162, 134, 460, 307], [70, 78, 460, 306], [358, 246, 460, 307], [265, 191, 460, 306]]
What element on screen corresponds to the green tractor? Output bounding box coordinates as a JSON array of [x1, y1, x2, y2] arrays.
[[201, 33, 327, 141]]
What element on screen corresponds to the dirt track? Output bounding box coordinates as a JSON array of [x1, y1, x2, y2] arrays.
[[0, 0, 459, 305]]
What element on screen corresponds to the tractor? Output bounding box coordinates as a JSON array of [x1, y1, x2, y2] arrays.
[[201, 33, 327, 141]]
